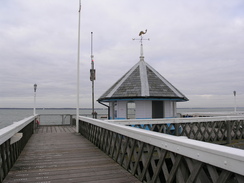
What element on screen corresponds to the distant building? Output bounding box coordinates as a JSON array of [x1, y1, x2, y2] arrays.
[[98, 33, 188, 119]]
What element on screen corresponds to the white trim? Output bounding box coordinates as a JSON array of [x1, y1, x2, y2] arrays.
[[146, 62, 186, 98], [139, 61, 149, 96]]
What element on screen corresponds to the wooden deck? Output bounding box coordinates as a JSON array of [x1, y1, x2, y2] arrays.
[[3, 126, 140, 183]]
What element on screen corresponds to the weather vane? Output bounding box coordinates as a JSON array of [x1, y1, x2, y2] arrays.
[[133, 29, 150, 58]]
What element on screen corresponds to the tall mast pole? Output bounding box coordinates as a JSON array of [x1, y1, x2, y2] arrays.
[[34, 84, 37, 115], [90, 32, 96, 118], [76, 0, 81, 132]]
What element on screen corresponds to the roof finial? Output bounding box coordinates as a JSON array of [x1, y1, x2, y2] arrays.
[[133, 29, 150, 61]]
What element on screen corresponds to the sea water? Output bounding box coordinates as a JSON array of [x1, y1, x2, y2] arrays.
[[0, 107, 243, 129], [0, 108, 108, 129]]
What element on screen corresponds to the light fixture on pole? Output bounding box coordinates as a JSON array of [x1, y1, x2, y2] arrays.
[[34, 84, 37, 115]]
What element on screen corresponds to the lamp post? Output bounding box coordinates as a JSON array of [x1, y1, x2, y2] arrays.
[[34, 84, 37, 115]]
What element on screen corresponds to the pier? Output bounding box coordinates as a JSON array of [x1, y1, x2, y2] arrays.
[[0, 115, 244, 182], [1, 125, 139, 183]]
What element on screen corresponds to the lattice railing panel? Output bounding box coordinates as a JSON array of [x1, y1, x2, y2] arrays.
[[79, 120, 244, 183], [129, 120, 244, 144]]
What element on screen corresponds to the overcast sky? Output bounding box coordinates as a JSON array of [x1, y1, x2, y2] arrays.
[[0, 0, 244, 109]]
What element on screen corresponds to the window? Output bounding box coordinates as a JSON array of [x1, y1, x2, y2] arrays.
[[127, 102, 135, 119]]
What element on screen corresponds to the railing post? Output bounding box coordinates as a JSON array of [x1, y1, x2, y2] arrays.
[[70, 115, 72, 126], [0, 142, 7, 178], [62, 115, 64, 125], [175, 123, 180, 136], [34, 118, 37, 133], [226, 120, 231, 144], [5, 140, 11, 173]]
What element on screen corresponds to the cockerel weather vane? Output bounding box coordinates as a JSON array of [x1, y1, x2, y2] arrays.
[[133, 29, 150, 58]]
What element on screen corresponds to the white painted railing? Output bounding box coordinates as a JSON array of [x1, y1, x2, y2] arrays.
[[79, 116, 244, 182], [0, 115, 37, 145], [107, 116, 244, 144], [106, 116, 244, 125], [38, 114, 74, 125], [0, 115, 37, 182]]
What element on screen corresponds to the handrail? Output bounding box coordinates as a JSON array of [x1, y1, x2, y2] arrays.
[[106, 116, 244, 125], [38, 114, 74, 125], [107, 116, 244, 144], [79, 116, 244, 177], [0, 115, 37, 182], [0, 115, 37, 145]]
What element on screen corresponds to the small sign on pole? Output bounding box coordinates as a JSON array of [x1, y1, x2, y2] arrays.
[[233, 91, 237, 113]]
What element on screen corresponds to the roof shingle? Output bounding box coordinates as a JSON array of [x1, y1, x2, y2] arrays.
[[98, 58, 188, 102]]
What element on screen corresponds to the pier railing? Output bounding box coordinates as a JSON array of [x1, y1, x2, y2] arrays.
[[0, 116, 37, 182], [37, 112, 107, 126], [38, 114, 75, 126], [79, 116, 244, 183], [108, 116, 244, 145]]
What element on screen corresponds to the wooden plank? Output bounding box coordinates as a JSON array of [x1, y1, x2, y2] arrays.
[[55, 126, 61, 133], [3, 126, 140, 183]]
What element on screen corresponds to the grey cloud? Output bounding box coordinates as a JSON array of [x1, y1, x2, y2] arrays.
[[1, 0, 244, 108]]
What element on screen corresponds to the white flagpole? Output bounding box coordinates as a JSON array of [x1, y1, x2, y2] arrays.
[[76, 0, 81, 133]]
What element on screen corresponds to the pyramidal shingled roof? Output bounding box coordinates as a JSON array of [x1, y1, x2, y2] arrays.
[[98, 56, 188, 102]]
